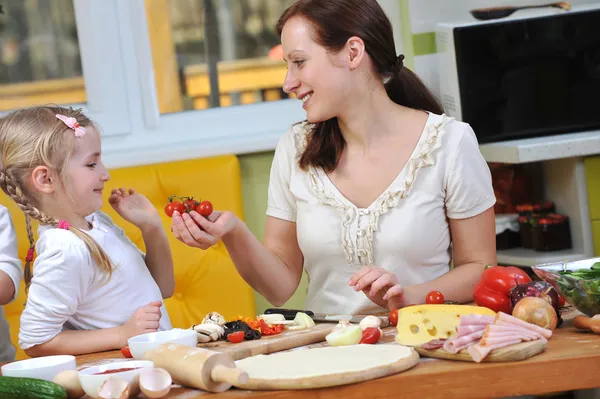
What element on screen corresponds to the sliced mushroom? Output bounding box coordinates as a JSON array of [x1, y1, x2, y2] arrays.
[[195, 333, 212, 343], [201, 311, 226, 326], [193, 323, 225, 342]]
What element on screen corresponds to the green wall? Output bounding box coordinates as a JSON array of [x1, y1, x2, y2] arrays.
[[238, 151, 309, 314]]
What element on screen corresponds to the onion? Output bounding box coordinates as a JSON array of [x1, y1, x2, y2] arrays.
[[325, 325, 362, 346], [512, 296, 558, 330]]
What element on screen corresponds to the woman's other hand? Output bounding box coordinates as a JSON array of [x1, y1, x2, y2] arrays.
[[349, 266, 405, 310], [171, 209, 238, 249]]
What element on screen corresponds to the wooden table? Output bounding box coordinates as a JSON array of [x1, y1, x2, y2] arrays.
[[72, 320, 600, 399]]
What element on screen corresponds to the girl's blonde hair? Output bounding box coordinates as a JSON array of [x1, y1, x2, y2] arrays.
[[0, 105, 113, 289]]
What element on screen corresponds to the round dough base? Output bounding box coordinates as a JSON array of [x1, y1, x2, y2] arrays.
[[233, 343, 419, 390]]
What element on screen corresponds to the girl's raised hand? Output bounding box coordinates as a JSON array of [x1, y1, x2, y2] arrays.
[[109, 188, 159, 229]]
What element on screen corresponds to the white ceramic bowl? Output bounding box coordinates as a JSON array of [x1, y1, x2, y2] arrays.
[[127, 328, 197, 360], [0, 355, 76, 381], [78, 360, 153, 398]]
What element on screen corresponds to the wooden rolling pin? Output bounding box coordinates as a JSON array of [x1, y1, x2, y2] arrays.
[[143, 343, 248, 393], [573, 315, 600, 334]]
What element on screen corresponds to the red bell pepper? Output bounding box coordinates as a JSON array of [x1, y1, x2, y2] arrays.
[[473, 265, 532, 313], [259, 319, 283, 336]]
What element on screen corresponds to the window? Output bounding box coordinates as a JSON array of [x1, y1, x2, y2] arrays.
[[0, 0, 85, 111], [145, 0, 294, 114], [0, 0, 403, 167]]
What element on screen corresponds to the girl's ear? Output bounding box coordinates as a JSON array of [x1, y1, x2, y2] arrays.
[[31, 166, 56, 194]]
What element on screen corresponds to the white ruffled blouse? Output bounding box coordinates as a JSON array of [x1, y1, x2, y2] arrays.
[[266, 112, 496, 315]]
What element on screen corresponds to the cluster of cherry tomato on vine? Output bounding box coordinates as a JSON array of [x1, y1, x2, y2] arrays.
[[164, 195, 213, 218], [388, 290, 446, 326]]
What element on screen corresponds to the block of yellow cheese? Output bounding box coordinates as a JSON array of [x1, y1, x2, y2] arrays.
[[395, 304, 496, 346]]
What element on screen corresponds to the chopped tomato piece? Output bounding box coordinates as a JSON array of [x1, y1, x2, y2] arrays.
[[227, 331, 245, 343]]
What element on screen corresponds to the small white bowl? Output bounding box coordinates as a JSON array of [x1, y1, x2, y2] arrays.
[[0, 355, 76, 381], [78, 360, 153, 398], [127, 328, 197, 360]]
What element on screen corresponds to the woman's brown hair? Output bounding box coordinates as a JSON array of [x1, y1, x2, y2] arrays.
[[276, 0, 444, 172]]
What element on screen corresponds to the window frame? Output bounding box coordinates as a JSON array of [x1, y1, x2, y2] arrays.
[[3, 0, 403, 168]]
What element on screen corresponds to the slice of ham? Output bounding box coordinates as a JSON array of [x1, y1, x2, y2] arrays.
[[468, 339, 522, 363], [460, 314, 495, 326], [420, 339, 447, 350], [481, 331, 540, 342], [457, 325, 486, 337], [485, 324, 541, 340], [480, 334, 542, 346], [496, 312, 553, 339], [444, 329, 485, 353]]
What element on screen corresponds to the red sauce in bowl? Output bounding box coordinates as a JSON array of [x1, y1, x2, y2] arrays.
[[94, 367, 141, 375]]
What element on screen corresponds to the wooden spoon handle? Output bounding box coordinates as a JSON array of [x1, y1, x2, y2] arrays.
[[211, 365, 249, 385]]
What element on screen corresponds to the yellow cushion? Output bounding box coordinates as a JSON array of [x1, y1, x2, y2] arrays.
[[2, 155, 255, 360]]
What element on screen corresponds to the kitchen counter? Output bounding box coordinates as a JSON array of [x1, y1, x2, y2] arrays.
[[479, 130, 600, 164]]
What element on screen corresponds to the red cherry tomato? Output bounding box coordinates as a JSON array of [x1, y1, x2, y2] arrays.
[[426, 291, 445, 304], [196, 200, 213, 217], [164, 201, 185, 217], [227, 331, 245, 343], [120, 346, 132, 358], [182, 197, 198, 212], [359, 327, 381, 344], [389, 309, 398, 326]]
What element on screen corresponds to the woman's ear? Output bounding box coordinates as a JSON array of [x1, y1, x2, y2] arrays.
[[31, 166, 56, 194], [346, 36, 366, 70]]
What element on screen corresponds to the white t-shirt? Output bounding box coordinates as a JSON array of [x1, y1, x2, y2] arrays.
[[19, 211, 172, 350], [0, 206, 22, 362], [266, 112, 496, 315]]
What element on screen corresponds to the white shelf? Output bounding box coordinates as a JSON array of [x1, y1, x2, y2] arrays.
[[479, 130, 600, 164], [497, 248, 589, 267]]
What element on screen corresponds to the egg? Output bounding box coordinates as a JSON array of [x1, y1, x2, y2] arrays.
[[53, 369, 85, 399], [139, 368, 172, 398]]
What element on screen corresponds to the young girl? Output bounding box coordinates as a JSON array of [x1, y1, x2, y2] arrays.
[[0, 106, 175, 357], [0, 205, 22, 362]]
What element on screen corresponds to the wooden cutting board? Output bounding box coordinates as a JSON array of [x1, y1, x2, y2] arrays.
[[197, 323, 335, 361], [416, 339, 547, 362], [232, 344, 420, 390]]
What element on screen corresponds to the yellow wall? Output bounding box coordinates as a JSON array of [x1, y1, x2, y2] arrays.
[[238, 152, 308, 314]]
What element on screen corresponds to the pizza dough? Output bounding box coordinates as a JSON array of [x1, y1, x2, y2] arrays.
[[235, 343, 415, 380]]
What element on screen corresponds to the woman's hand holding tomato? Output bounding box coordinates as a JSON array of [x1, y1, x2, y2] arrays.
[[171, 209, 239, 250]]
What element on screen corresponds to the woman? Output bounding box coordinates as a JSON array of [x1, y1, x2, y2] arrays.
[[171, 0, 496, 315]]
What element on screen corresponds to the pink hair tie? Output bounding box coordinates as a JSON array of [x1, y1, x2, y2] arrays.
[[25, 248, 35, 262], [57, 220, 71, 230], [55, 114, 86, 137]]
